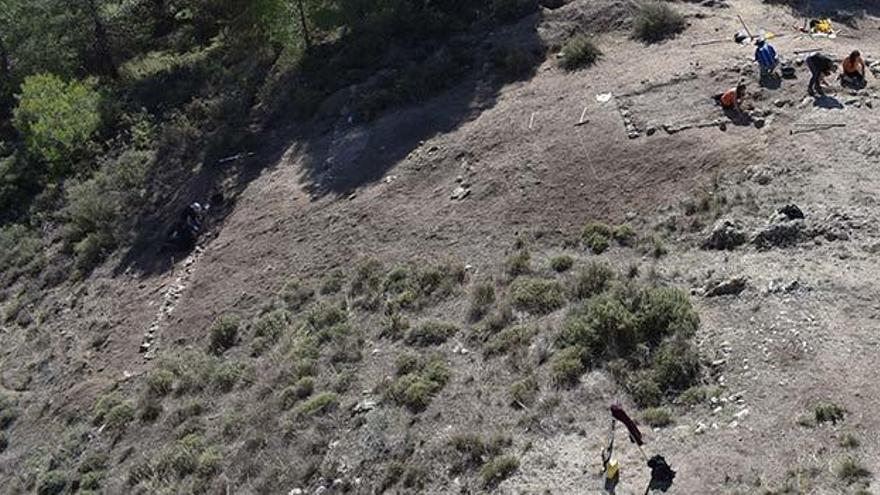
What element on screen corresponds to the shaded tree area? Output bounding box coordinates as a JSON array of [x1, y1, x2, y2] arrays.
[[0, 0, 545, 287]]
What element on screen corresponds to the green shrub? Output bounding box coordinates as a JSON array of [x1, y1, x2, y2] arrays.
[[208, 314, 240, 354], [549, 255, 574, 273], [468, 283, 496, 321], [320, 270, 346, 295], [168, 399, 204, 426], [484, 325, 537, 357], [493, 44, 537, 81], [480, 455, 519, 488], [504, 250, 532, 277], [583, 222, 613, 254], [449, 433, 510, 472], [559, 294, 636, 359], [836, 457, 871, 484], [839, 433, 860, 449], [509, 277, 565, 314], [155, 434, 203, 479], [815, 403, 846, 425], [251, 309, 291, 353], [570, 263, 614, 300], [0, 224, 44, 288], [92, 392, 122, 425], [80, 471, 102, 490], [628, 374, 663, 407], [633, 2, 686, 43], [197, 447, 223, 477], [559, 35, 602, 71], [385, 356, 450, 412], [635, 287, 699, 346], [350, 259, 383, 297], [651, 339, 700, 391], [13, 74, 101, 174], [483, 304, 514, 335], [678, 385, 721, 406], [36, 470, 67, 495], [138, 398, 162, 423], [159, 350, 220, 395], [405, 320, 458, 346], [279, 278, 314, 311], [640, 407, 673, 427], [147, 369, 175, 396], [214, 361, 251, 392], [381, 311, 411, 340], [509, 376, 539, 408], [551, 347, 586, 387], [105, 402, 135, 431], [0, 392, 18, 429], [305, 303, 347, 333], [295, 392, 339, 417], [613, 224, 637, 246]]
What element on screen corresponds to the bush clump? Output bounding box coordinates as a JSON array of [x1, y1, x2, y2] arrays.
[[294, 392, 339, 417], [504, 250, 532, 277], [640, 407, 673, 427], [570, 262, 614, 300], [405, 320, 458, 346], [815, 402, 846, 425], [468, 283, 496, 322], [147, 369, 175, 396], [279, 278, 314, 311], [385, 355, 450, 412], [549, 255, 574, 273], [554, 280, 701, 403], [583, 222, 613, 254], [550, 346, 586, 387], [509, 277, 566, 314], [509, 376, 539, 408], [836, 457, 871, 484], [37, 470, 68, 495], [632, 2, 686, 43], [480, 455, 520, 489], [559, 35, 602, 71], [484, 325, 537, 357], [208, 314, 240, 355]]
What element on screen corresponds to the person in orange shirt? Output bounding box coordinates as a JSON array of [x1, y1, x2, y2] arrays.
[[841, 50, 867, 87], [716, 83, 746, 110]]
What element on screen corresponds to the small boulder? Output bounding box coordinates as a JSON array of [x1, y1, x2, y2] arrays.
[[705, 276, 747, 297], [753, 220, 806, 250], [702, 219, 747, 250], [778, 204, 805, 220]]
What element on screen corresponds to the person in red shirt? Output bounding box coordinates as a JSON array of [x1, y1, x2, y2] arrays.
[[716, 83, 746, 110]]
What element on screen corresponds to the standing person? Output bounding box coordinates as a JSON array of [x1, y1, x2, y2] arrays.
[[805, 52, 837, 96], [841, 50, 867, 87], [755, 38, 779, 78]]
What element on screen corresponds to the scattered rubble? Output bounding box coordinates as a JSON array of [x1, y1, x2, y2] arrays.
[[702, 218, 747, 250]]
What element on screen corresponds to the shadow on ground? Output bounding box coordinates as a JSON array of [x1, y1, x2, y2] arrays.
[[783, 0, 880, 20], [114, 12, 546, 277]]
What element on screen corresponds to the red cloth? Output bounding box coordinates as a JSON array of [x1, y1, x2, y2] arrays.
[[610, 404, 643, 446]]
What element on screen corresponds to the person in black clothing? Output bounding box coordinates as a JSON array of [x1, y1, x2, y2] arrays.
[[805, 52, 837, 96]]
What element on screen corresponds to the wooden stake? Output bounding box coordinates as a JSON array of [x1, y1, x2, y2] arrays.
[[574, 106, 589, 126], [528, 112, 536, 130], [737, 14, 752, 39]]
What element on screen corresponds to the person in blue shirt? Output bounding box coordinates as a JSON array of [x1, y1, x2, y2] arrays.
[[755, 38, 778, 78]]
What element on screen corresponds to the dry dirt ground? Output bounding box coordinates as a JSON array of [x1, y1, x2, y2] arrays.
[[3, 0, 880, 494]]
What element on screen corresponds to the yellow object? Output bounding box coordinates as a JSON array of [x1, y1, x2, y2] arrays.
[[605, 458, 620, 480], [813, 19, 833, 34]]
